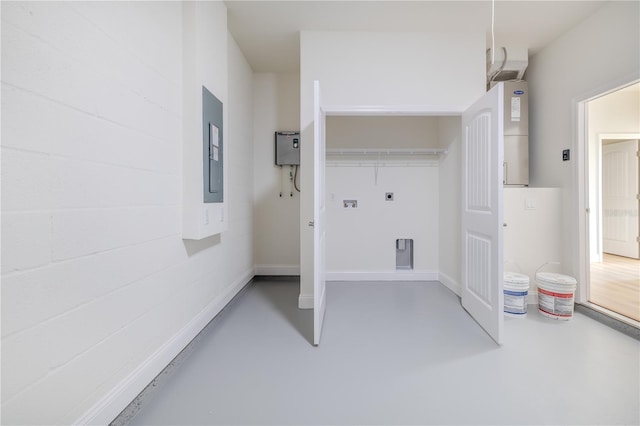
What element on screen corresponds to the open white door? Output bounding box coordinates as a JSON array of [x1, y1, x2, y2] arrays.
[[313, 80, 327, 346], [461, 83, 505, 345], [602, 139, 640, 259]]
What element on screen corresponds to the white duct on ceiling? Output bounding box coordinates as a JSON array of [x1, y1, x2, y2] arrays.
[[487, 47, 528, 84]]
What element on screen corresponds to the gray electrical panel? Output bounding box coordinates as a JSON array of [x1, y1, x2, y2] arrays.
[[203, 86, 223, 203], [503, 81, 529, 186], [275, 131, 300, 166]]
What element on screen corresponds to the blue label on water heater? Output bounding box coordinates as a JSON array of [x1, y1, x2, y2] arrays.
[[514, 90, 525, 95]]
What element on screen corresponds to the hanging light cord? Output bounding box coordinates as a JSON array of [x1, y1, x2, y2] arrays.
[[491, 0, 495, 65]]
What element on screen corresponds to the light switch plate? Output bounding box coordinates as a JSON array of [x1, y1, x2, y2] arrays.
[[525, 198, 536, 210]]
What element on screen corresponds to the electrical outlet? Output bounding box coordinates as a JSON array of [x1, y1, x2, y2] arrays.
[[343, 200, 357, 208], [385, 192, 394, 201], [563, 149, 570, 161]]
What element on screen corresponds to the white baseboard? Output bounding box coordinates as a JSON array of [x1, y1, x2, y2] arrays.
[[298, 293, 313, 309], [326, 270, 438, 282], [74, 269, 255, 425], [254, 264, 300, 276], [438, 272, 461, 296], [527, 290, 538, 306]]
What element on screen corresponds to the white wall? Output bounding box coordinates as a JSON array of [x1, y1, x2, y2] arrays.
[[436, 116, 462, 292], [504, 188, 563, 299], [587, 86, 640, 260], [299, 31, 485, 305], [526, 1, 640, 281], [252, 73, 300, 275], [326, 165, 439, 279], [1, 2, 254, 424], [326, 116, 439, 150]]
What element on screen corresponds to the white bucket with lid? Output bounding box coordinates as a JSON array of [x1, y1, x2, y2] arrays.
[[504, 271, 529, 317], [536, 272, 577, 320]]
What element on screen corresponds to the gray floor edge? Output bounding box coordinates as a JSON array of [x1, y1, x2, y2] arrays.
[[109, 278, 259, 426], [575, 303, 640, 340]]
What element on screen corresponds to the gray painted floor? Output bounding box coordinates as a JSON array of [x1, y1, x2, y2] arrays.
[[125, 279, 640, 425]]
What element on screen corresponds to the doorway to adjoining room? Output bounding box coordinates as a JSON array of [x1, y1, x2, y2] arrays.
[[586, 82, 640, 325]]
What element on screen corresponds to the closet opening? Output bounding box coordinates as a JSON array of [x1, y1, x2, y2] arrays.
[[323, 114, 459, 282]]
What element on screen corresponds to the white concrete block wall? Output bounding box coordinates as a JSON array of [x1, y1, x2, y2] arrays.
[[181, 0, 229, 239], [1, 2, 254, 424]]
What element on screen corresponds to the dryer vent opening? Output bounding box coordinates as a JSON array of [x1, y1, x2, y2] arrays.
[[396, 239, 413, 271]]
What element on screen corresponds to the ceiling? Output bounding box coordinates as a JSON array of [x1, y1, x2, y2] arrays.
[[225, 0, 607, 73]]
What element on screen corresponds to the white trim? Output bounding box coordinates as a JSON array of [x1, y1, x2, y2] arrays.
[[574, 74, 640, 304], [254, 264, 300, 276], [438, 271, 461, 296], [575, 97, 591, 304], [74, 269, 255, 426], [323, 105, 466, 116], [594, 133, 604, 263], [580, 301, 640, 329], [298, 293, 314, 309], [326, 270, 438, 282]]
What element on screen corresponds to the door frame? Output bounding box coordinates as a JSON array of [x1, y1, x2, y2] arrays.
[[308, 103, 466, 341], [574, 75, 640, 304], [594, 133, 640, 262], [313, 81, 327, 346]]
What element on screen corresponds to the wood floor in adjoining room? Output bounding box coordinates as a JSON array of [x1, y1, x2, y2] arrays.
[[590, 253, 640, 322], [122, 279, 640, 426]]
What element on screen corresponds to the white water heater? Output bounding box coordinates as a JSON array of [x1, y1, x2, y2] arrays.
[[502, 81, 529, 186]]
